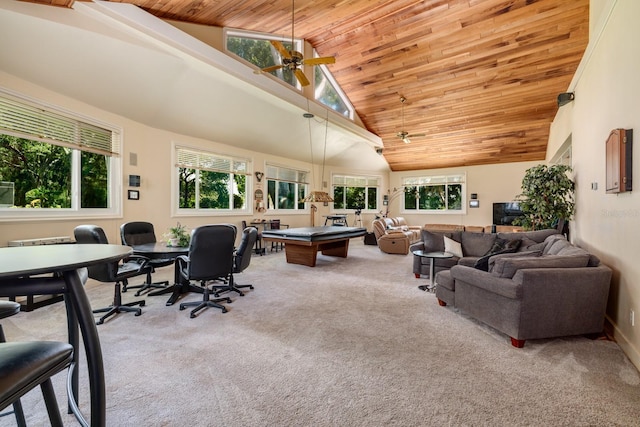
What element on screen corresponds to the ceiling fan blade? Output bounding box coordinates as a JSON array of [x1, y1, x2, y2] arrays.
[[407, 133, 426, 138], [254, 65, 284, 74], [270, 40, 292, 59], [303, 56, 336, 66], [294, 69, 310, 86]]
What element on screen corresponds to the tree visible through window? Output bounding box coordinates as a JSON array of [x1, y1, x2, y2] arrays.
[[332, 175, 379, 210], [265, 164, 307, 210], [226, 30, 354, 118], [227, 31, 298, 89], [0, 94, 117, 214], [176, 147, 248, 212], [403, 175, 465, 212]]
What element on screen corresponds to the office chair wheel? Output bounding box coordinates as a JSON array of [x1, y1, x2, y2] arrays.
[[221, 308, 227, 313], [135, 310, 142, 316], [139, 300, 146, 307]]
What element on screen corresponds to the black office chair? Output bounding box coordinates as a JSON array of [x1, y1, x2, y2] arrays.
[[177, 224, 236, 318], [212, 226, 257, 297], [0, 300, 26, 426], [0, 340, 73, 427], [242, 220, 264, 256], [74, 225, 151, 325], [120, 221, 173, 296]]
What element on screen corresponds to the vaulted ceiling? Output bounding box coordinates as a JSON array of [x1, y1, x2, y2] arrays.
[[17, 0, 589, 171]]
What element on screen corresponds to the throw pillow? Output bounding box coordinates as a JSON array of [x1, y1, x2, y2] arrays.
[[473, 238, 522, 271], [443, 235, 463, 258]]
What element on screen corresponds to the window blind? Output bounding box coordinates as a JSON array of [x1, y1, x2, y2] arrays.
[[176, 147, 250, 175], [266, 164, 308, 184], [333, 175, 379, 186], [0, 95, 119, 156]]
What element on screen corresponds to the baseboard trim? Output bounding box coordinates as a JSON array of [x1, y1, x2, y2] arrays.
[[606, 316, 640, 371]]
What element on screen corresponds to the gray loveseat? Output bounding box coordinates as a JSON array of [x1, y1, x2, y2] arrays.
[[435, 234, 612, 347]]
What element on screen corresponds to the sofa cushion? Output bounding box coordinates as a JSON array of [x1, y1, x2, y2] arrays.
[[498, 228, 559, 243], [491, 254, 590, 279], [555, 245, 589, 257], [542, 234, 568, 254], [588, 254, 601, 267], [486, 250, 542, 271], [472, 238, 522, 271], [461, 232, 497, 257], [444, 236, 463, 257], [459, 257, 481, 267], [518, 236, 548, 252], [421, 230, 461, 252], [436, 270, 455, 292]]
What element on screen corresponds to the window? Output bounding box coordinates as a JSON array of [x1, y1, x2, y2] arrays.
[[175, 147, 249, 213], [402, 174, 465, 212], [0, 92, 120, 219], [226, 30, 354, 119], [332, 175, 379, 210], [265, 164, 308, 210], [314, 54, 354, 119], [226, 29, 301, 89]]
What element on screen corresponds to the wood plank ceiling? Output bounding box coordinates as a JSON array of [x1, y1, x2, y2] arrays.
[[35, 0, 589, 171]]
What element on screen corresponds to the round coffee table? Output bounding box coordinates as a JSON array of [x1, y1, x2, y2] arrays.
[[412, 250, 454, 292]]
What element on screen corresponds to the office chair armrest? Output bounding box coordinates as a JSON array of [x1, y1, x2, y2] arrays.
[[126, 254, 151, 269], [175, 254, 189, 268]]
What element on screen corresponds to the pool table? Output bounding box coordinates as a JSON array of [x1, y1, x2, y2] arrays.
[[261, 226, 367, 267]]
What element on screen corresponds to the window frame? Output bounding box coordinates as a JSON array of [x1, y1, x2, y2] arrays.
[[265, 163, 309, 213], [0, 89, 122, 221], [401, 174, 466, 214], [331, 174, 381, 212], [224, 29, 354, 121], [173, 144, 252, 216], [313, 50, 354, 120], [225, 28, 304, 91]]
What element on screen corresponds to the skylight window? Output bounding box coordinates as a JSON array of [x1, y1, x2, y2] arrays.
[[226, 29, 301, 90], [225, 29, 353, 119]]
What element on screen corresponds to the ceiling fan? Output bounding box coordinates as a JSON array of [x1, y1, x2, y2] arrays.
[[254, 0, 335, 86], [397, 96, 425, 143]]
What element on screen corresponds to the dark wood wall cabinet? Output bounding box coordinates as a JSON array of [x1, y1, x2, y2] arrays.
[[606, 128, 633, 194]]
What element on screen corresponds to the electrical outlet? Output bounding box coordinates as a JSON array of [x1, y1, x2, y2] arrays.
[[630, 309, 635, 327]]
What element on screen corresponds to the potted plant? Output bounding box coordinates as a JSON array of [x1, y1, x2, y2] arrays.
[[513, 164, 575, 230], [166, 222, 190, 247]]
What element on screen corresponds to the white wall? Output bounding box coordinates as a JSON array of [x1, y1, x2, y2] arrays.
[[548, 0, 640, 369], [389, 161, 540, 228], [0, 72, 321, 245]]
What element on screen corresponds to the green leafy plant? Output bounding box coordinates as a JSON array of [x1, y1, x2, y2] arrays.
[[167, 222, 190, 247], [513, 164, 575, 230]]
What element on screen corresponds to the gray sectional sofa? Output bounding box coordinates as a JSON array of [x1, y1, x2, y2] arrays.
[[432, 233, 612, 347], [411, 228, 560, 279]]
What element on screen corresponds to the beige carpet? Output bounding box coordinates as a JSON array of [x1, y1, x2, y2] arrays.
[[2, 240, 640, 426]]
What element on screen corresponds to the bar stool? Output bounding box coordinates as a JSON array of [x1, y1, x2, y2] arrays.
[[0, 341, 73, 427], [0, 300, 26, 426]]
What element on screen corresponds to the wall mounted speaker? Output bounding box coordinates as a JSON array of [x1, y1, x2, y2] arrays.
[[557, 92, 575, 107]]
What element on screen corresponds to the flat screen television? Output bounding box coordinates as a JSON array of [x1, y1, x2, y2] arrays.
[[493, 202, 524, 226]]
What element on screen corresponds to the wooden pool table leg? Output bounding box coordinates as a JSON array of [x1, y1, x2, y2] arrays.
[[283, 245, 319, 267], [319, 240, 349, 257]]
